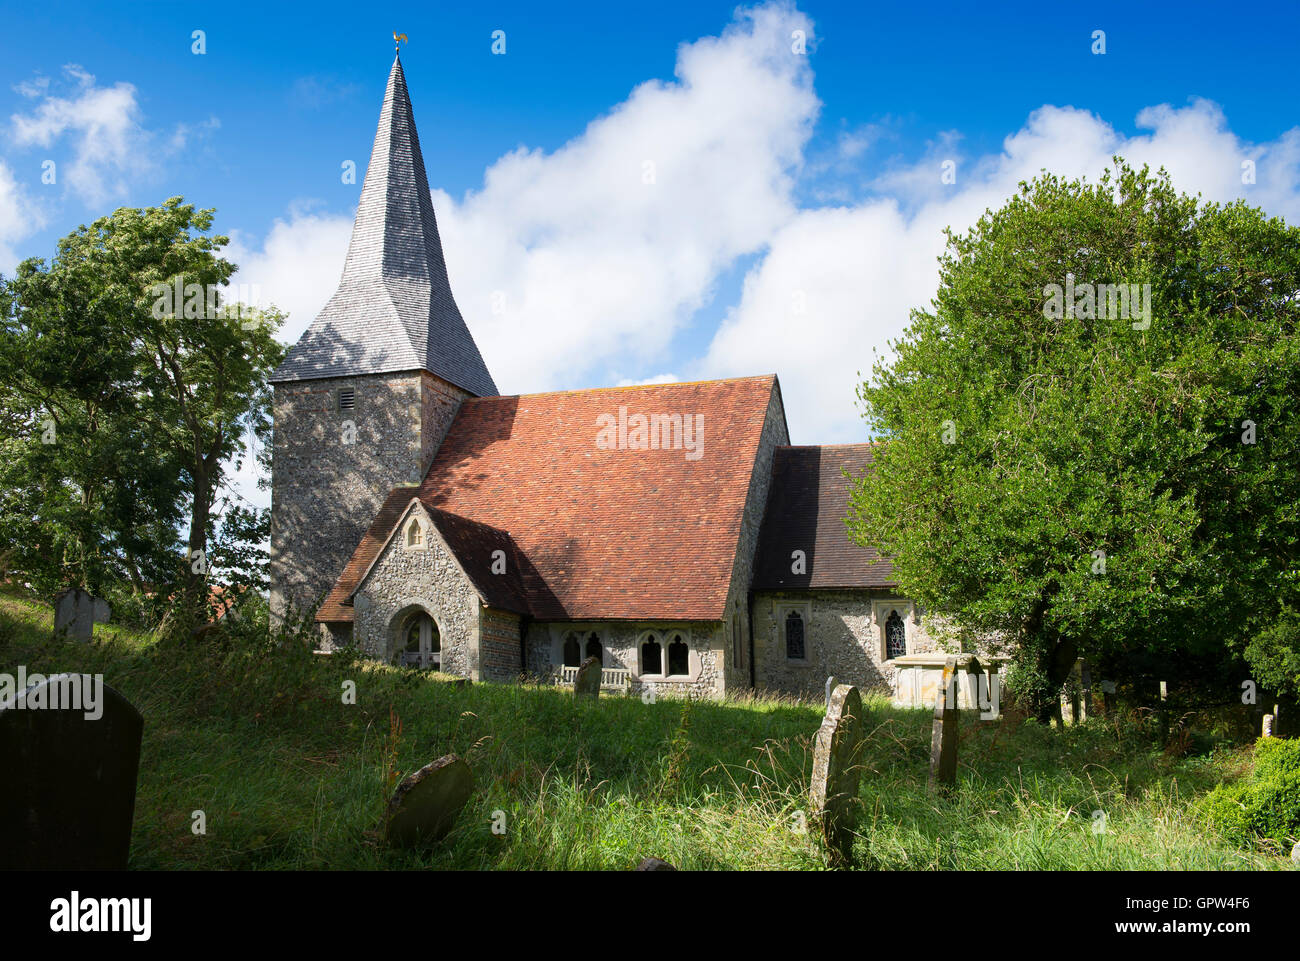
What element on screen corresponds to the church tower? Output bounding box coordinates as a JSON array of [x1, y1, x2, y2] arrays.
[[268, 53, 497, 634]]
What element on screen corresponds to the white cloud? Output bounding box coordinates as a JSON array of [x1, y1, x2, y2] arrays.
[[9, 64, 146, 205], [699, 98, 1300, 443], [225, 207, 354, 344], [432, 1, 818, 393], [0, 160, 46, 274]]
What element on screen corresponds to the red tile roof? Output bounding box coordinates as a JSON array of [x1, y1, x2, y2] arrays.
[[319, 375, 778, 622], [751, 444, 897, 590]]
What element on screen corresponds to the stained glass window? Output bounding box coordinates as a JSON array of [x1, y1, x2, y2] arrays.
[[885, 610, 906, 660]]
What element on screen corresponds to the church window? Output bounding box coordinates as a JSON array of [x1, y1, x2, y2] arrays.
[[667, 634, 689, 676], [585, 632, 603, 664], [640, 634, 662, 675], [405, 519, 424, 548], [562, 632, 581, 668], [885, 610, 907, 660], [785, 610, 806, 661]]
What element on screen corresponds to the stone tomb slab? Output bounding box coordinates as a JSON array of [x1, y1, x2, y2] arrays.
[[0, 673, 143, 869]]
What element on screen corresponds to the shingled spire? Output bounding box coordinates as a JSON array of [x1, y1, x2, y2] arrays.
[[270, 54, 498, 396]]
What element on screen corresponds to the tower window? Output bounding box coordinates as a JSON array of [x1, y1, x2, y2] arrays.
[[338, 387, 355, 411]]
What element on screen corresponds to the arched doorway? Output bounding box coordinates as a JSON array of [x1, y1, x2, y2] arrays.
[[398, 611, 441, 670]]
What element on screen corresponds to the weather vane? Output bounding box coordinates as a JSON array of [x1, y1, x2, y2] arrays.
[[394, 31, 408, 54]]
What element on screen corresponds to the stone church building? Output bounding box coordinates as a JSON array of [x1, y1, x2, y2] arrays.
[[268, 55, 954, 702]]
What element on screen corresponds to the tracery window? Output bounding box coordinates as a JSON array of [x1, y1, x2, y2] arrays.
[[784, 610, 806, 661], [885, 609, 907, 660]]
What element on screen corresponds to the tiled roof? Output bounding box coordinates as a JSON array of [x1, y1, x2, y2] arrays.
[[318, 375, 779, 622], [751, 444, 896, 590], [270, 55, 497, 397]]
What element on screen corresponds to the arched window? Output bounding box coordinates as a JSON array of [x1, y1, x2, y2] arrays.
[[885, 609, 906, 660], [399, 612, 440, 669], [562, 631, 581, 668], [785, 610, 806, 660], [667, 634, 689, 676], [585, 631, 603, 665], [640, 634, 662, 675], [405, 519, 423, 548]]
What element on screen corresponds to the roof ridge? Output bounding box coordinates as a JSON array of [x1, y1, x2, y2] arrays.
[[459, 373, 776, 403]]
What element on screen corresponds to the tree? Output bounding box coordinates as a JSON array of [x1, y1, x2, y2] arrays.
[[0, 198, 284, 623], [849, 163, 1300, 719]]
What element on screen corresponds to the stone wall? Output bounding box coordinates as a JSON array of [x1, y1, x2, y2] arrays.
[[269, 371, 470, 630], [721, 382, 791, 693], [524, 620, 725, 698], [480, 609, 523, 682], [352, 508, 482, 679], [751, 589, 947, 698]]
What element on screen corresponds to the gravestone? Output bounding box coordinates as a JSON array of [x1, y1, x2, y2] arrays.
[[1062, 657, 1089, 725], [384, 754, 474, 847], [1079, 659, 1094, 720], [573, 656, 602, 700], [1099, 679, 1117, 717], [809, 683, 864, 863], [824, 675, 838, 710], [0, 673, 143, 869], [635, 856, 677, 871], [1262, 714, 1274, 738], [1291, 841, 1299, 865], [929, 656, 961, 792], [52, 588, 111, 643]]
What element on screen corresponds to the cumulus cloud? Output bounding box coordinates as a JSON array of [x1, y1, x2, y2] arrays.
[[0, 160, 46, 274], [700, 98, 1300, 442]]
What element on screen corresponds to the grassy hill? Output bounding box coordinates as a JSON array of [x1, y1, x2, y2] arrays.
[[0, 590, 1289, 870]]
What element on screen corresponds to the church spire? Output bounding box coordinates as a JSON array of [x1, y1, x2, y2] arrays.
[[271, 52, 498, 397]]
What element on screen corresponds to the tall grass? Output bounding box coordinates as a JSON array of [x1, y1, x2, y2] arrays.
[[0, 591, 1288, 870]]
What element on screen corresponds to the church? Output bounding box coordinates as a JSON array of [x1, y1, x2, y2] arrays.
[[268, 55, 953, 702]]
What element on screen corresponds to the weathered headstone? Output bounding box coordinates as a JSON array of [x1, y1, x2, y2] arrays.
[[0, 673, 142, 869], [1079, 659, 1093, 721], [635, 856, 677, 871], [810, 683, 864, 862], [384, 754, 474, 847], [573, 655, 602, 700], [1262, 714, 1274, 738], [52, 588, 111, 643], [1062, 657, 1089, 725], [824, 675, 838, 710], [1291, 840, 1300, 865], [929, 656, 960, 792], [1099, 679, 1117, 717]]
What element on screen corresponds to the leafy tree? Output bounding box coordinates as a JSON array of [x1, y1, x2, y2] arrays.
[[0, 198, 284, 623], [849, 163, 1300, 719]]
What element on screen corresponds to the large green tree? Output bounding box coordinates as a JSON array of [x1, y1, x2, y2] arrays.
[[0, 198, 284, 621], [849, 163, 1300, 718]]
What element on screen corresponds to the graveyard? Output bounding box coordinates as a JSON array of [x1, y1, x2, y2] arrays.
[[1, 587, 1293, 871]]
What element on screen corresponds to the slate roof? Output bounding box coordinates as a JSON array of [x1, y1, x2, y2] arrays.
[[318, 375, 780, 623], [270, 55, 497, 397], [751, 444, 897, 590]]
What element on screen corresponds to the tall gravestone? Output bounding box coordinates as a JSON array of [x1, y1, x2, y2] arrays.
[[52, 588, 111, 643], [573, 656, 602, 700], [929, 655, 974, 792], [0, 673, 143, 869], [809, 683, 864, 863]]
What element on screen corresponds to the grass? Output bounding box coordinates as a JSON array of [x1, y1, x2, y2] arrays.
[[0, 589, 1292, 870]]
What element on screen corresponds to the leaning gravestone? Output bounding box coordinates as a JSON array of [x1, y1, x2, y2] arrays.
[[0, 673, 143, 869], [573, 656, 602, 700], [928, 656, 963, 792], [810, 683, 864, 863], [385, 754, 474, 847], [52, 588, 111, 643]]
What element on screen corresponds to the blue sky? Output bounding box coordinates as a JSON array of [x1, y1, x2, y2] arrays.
[[3, 1, 1299, 506]]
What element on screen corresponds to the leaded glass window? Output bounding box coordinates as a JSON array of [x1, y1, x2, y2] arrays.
[[885, 610, 906, 660], [785, 610, 806, 660]]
